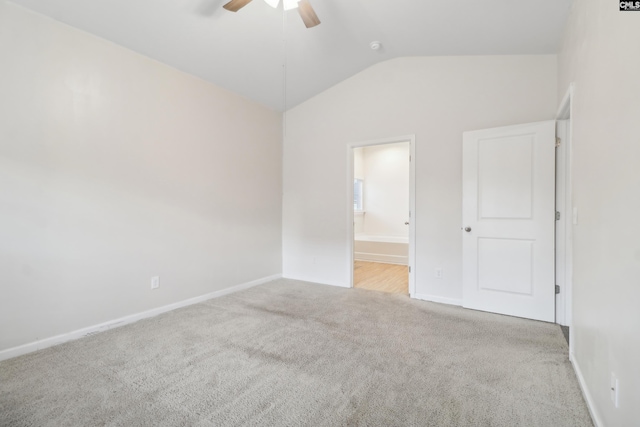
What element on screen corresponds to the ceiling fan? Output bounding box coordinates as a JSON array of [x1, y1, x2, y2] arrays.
[[223, 0, 321, 28]]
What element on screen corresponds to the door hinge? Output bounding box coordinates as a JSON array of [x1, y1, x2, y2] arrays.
[[555, 285, 560, 294], [556, 137, 561, 148], [409, 266, 411, 273], [556, 211, 561, 220]]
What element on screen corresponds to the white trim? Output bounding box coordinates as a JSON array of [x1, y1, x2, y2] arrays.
[[555, 83, 575, 348], [555, 119, 568, 326], [355, 235, 408, 244], [0, 274, 281, 362], [408, 138, 416, 296], [413, 293, 462, 307], [347, 135, 416, 295], [556, 83, 574, 120], [354, 252, 408, 265], [571, 353, 603, 427]]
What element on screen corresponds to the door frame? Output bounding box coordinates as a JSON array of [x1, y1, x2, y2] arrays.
[[346, 135, 416, 296], [555, 84, 575, 350]]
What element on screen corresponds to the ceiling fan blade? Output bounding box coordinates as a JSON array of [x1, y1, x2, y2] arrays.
[[223, 0, 253, 12], [298, 0, 320, 28]]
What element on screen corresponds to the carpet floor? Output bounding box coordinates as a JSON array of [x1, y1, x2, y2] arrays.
[[0, 279, 592, 426]]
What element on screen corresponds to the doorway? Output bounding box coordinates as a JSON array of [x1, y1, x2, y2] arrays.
[[347, 136, 416, 296], [461, 105, 574, 328]]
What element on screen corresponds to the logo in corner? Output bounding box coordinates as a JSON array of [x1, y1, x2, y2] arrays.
[[620, 1, 640, 10]]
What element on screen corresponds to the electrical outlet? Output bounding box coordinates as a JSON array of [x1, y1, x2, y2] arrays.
[[435, 268, 443, 279], [151, 276, 160, 290], [611, 373, 619, 408]]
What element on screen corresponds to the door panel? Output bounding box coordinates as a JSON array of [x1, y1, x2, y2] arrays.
[[478, 238, 533, 295], [478, 135, 533, 219], [462, 121, 555, 322]]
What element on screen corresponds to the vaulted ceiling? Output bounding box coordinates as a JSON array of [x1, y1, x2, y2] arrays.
[[8, 0, 572, 111]]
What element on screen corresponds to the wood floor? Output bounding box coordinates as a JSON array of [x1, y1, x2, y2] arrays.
[[353, 261, 408, 295]]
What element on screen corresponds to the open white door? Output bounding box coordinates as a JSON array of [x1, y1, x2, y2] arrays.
[[462, 121, 555, 322]]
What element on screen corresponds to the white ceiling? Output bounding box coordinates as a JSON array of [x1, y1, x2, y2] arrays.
[[9, 0, 572, 111]]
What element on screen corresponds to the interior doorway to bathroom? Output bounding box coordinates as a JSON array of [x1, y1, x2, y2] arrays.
[[348, 137, 415, 296]]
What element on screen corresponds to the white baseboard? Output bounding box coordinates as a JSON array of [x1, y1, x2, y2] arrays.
[[0, 274, 282, 362], [412, 293, 462, 307], [570, 352, 603, 427], [354, 252, 408, 265]]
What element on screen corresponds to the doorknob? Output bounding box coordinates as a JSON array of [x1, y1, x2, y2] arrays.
[[464, 227, 472, 232], [404, 222, 410, 225]]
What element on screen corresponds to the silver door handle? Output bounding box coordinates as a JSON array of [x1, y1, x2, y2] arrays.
[[464, 227, 472, 232]]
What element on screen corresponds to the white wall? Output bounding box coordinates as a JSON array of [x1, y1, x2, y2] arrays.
[[0, 2, 282, 352], [283, 55, 557, 290], [558, 1, 640, 425], [361, 143, 409, 238]]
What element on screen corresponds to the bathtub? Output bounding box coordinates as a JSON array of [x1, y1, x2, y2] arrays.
[[354, 234, 409, 265]]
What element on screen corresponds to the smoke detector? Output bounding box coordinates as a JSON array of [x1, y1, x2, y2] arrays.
[[370, 41, 382, 51]]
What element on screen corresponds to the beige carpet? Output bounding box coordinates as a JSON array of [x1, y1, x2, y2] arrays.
[[0, 279, 592, 426]]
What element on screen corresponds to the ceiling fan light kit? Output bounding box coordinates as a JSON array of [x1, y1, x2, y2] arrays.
[[223, 0, 320, 28], [282, 0, 301, 11], [264, 0, 280, 8]]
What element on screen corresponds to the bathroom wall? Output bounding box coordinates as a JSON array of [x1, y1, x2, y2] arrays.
[[360, 142, 410, 238]]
